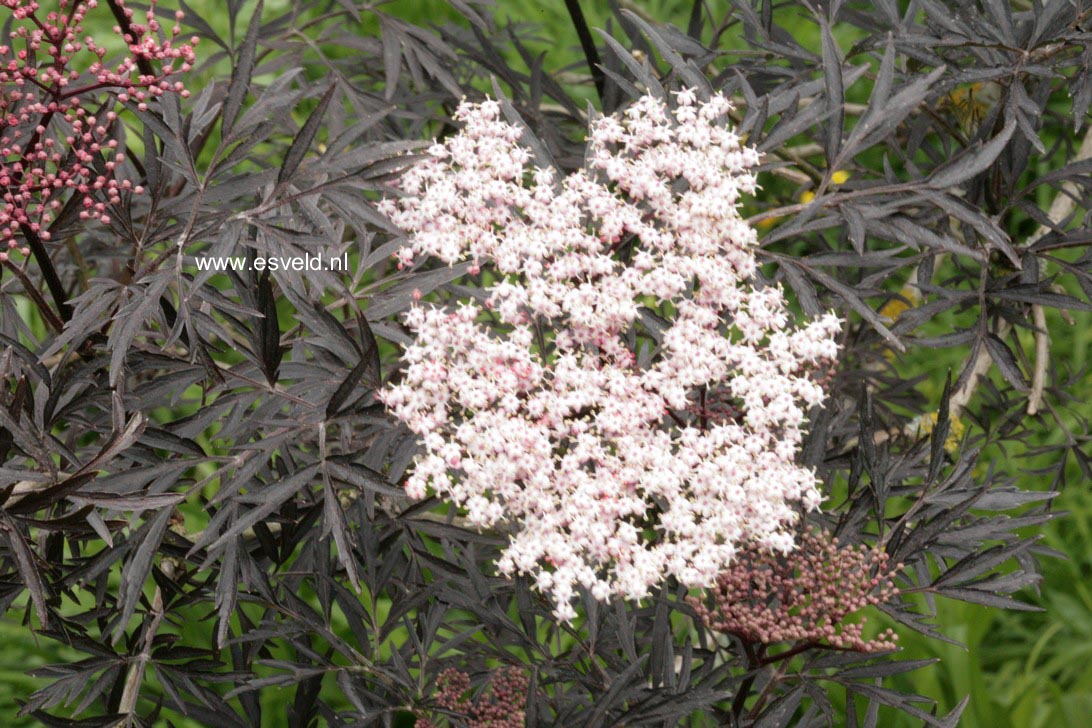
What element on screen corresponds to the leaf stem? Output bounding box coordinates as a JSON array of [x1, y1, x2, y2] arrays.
[[731, 640, 764, 719], [2, 259, 65, 334], [564, 0, 606, 104]]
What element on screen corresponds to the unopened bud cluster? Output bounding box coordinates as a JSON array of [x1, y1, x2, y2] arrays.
[[688, 530, 900, 652], [0, 0, 196, 258], [379, 90, 841, 620], [415, 667, 528, 728]]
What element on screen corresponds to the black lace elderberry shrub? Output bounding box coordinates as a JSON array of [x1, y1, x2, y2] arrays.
[[0, 0, 1089, 725]]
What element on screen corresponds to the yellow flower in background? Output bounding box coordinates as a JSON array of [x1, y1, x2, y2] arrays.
[[914, 411, 966, 456], [879, 297, 911, 322], [880, 285, 922, 362], [941, 82, 1000, 131], [879, 285, 921, 322], [759, 170, 847, 229], [798, 171, 847, 207]]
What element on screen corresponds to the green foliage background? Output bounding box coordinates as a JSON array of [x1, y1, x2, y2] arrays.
[[0, 1, 1089, 726]]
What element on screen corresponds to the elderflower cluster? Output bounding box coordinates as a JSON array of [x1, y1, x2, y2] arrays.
[[0, 0, 197, 258], [688, 530, 900, 653], [378, 90, 841, 621], [415, 667, 528, 728]]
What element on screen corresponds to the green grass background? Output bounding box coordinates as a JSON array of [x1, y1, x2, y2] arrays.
[[1, 1, 1090, 725]]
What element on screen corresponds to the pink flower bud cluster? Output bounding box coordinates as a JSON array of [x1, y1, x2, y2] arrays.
[[0, 0, 197, 259], [378, 90, 842, 621], [415, 667, 528, 728], [688, 530, 900, 653]]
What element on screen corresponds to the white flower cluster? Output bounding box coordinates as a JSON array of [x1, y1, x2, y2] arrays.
[[377, 91, 841, 621]]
